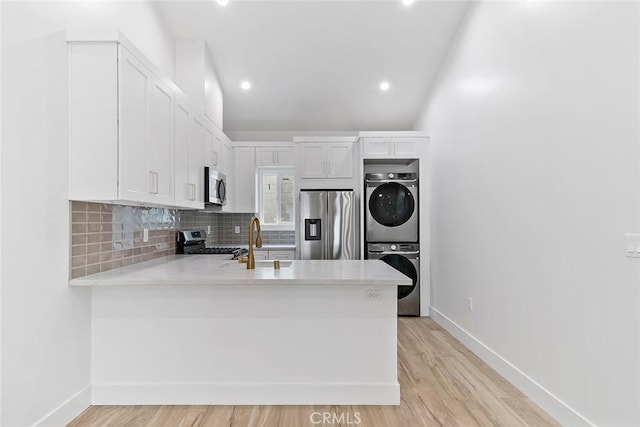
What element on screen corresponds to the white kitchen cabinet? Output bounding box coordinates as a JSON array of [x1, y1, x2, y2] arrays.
[[255, 145, 295, 167], [232, 147, 256, 213], [118, 46, 174, 205], [253, 252, 268, 261], [221, 138, 234, 213], [69, 41, 179, 206], [300, 143, 354, 178], [253, 249, 295, 260], [362, 137, 422, 159], [221, 139, 232, 175], [269, 250, 294, 260], [174, 95, 204, 209], [203, 121, 220, 169]]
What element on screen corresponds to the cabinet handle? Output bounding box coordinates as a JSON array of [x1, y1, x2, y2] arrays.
[[322, 160, 326, 175], [327, 161, 332, 176], [273, 151, 276, 165], [149, 171, 159, 194], [275, 150, 279, 165]]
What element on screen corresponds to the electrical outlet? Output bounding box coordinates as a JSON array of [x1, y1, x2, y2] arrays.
[[625, 234, 640, 258], [468, 297, 473, 311], [366, 289, 382, 300], [143, 228, 149, 243], [235, 225, 240, 234], [207, 225, 211, 234]]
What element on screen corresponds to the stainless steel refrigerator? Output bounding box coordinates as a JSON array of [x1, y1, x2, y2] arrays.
[[299, 190, 359, 260]]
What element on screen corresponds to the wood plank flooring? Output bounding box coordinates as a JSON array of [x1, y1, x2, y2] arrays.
[[68, 318, 560, 427]]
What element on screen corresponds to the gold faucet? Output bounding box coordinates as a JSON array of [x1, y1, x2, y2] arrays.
[[245, 216, 262, 269]]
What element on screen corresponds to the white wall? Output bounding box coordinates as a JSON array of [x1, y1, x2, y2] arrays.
[[414, 2, 640, 426], [0, 2, 175, 425]]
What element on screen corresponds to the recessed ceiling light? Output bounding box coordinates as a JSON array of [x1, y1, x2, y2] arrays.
[[379, 81, 390, 91], [217, 0, 229, 6], [402, 0, 415, 5], [241, 81, 251, 91]]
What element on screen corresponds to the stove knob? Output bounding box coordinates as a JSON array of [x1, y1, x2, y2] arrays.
[[390, 244, 397, 251], [388, 173, 395, 179]]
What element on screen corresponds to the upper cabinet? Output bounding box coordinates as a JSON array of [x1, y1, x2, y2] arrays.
[[362, 137, 423, 159], [68, 36, 219, 210], [299, 142, 354, 179], [175, 40, 224, 130], [70, 42, 177, 206], [174, 93, 204, 209], [232, 147, 257, 213], [203, 121, 220, 170], [255, 145, 296, 167]]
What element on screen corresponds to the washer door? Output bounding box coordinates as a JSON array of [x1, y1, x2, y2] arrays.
[[369, 183, 415, 227], [380, 254, 417, 300]]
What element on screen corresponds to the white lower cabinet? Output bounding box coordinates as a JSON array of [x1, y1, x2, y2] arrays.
[[254, 249, 295, 260]]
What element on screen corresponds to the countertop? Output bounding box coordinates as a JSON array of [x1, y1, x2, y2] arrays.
[[69, 255, 411, 287]]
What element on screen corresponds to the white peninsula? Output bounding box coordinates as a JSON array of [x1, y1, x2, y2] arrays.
[[70, 256, 410, 406]]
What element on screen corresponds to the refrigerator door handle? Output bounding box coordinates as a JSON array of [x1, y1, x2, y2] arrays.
[[326, 194, 334, 260]]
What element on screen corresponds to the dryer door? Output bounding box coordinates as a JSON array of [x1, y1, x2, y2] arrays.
[[368, 182, 415, 227], [379, 254, 417, 300]]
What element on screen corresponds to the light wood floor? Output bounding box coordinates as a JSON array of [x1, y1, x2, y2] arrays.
[[68, 318, 560, 427]]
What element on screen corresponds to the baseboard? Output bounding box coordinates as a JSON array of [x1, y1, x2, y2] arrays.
[[92, 382, 400, 405], [32, 385, 91, 427], [429, 307, 595, 427]]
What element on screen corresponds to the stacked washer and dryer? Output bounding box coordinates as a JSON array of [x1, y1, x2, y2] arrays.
[[365, 172, 420, 316]]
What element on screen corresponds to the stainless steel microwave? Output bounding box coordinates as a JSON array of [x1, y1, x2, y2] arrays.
[[204, 167, 227, 206]]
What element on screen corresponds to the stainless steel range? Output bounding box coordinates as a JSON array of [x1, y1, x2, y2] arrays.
[[177, 230, 248, 259]]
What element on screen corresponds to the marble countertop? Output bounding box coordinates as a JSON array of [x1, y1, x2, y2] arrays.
[[69, 255, 411, 287]]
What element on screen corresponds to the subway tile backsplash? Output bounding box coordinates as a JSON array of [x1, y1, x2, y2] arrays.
[[70, 203, 295, 279], [70, 201, 180, 279], [180, 211, 296, 246]]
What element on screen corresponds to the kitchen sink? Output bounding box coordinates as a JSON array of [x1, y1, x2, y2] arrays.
[[219, 260, 293, 269]]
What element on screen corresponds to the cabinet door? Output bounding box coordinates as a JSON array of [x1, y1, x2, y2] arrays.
[[363, 138, 392, 158], [188, 115, 204, 207], [203, 123, 219, 168], [221, 140, 232, 175], [326, 143, 353, 178], [392, 138, 421, 158], [232, 147, 256, 213], [255, 146, 276, 166], [173, 100, 191, 207], [300, 144, 327, 178], [147, 78, 174, 205], [269, 250, 294, 260], [118, 47, 150, 202], [275, 146, 295, 166], [253, 251, 268, 261], [221, 140, 234, 212]]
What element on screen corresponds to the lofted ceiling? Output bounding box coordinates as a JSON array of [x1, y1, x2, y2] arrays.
[[156, 0, 470, 133]]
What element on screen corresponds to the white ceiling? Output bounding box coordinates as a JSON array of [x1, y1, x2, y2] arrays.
[[156, 0, 469, 133]]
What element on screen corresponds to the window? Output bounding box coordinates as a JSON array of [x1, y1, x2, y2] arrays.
[[258, 169, 295, 230]]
